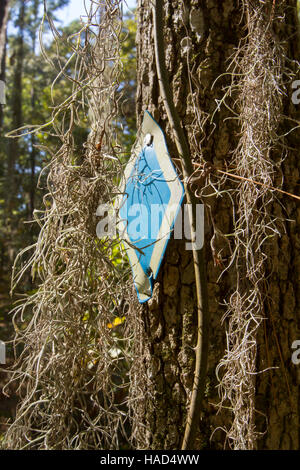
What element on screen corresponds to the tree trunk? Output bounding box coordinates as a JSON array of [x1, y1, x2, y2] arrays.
[[133, 0, 300, 450], [0, 0, 9, 74], [5, 0, 25, 261], [28, 0, 39, 218], [0, 0, 9, 128]]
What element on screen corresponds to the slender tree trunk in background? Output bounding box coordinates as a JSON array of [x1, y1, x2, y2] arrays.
[[6, 0, 25, 259], [0, 0, 9, 74], [7, 0, 25, 189], [133, 0, 300, 450], [0, 0, 9, 279], [29, 135, 36, 217], [28, 0, 39, 218], [0, 0, 9, 128]]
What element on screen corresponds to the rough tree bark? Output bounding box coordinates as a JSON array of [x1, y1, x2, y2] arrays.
[[133, 0, 300, 450]]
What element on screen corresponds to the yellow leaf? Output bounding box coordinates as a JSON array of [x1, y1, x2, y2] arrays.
[[113, 317, 123, 326], [107, 316, 126, 329]]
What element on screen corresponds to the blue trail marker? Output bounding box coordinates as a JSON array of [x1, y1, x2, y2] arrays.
[[118, 111, 184, 303]]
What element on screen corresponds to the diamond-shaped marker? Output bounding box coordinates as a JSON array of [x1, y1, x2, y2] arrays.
[[118, 111, 184, 303]]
